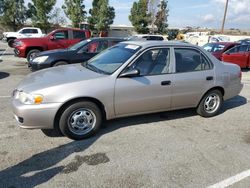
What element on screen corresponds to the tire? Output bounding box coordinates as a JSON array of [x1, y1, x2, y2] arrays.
[[8, 39, 15, 48], [53, 61, 68, 67], [59, 101, 102, 140], [196, 90, 223, 117], [27, 49, 41, 62]]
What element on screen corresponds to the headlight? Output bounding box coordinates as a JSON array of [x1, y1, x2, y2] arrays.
[[32, 56, 49, 64], [14, 90, 43, 105], [14, 41, 23, 47]]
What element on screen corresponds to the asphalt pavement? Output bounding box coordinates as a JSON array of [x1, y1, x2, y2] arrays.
[[0, 41, 250, 188]]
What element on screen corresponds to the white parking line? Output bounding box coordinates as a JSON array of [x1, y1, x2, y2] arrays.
[[0, 46, 9, 60], [0, 133, 18, 139], [207, 169, 250, 188], [0, 120, 15, 124], [0, 96, 11, 98]]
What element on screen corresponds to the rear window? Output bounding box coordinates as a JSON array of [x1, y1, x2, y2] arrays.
[[203, 43, 225, 52], [73, 30, 86, 39]]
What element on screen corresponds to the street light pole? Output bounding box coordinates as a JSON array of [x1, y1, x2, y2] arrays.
[[221, 0, 229, 34]]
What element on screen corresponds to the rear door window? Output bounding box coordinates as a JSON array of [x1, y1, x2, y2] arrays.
[[73, 30, 86, 39], [174, 48, 212, 73]]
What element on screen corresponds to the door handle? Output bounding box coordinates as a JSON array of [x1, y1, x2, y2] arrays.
[[161, 81, 171, 86], [206, 76, 213, 81]]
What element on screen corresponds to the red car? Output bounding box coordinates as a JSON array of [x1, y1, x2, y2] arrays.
[[222, 44, 250, 68], [203, 42, 239, 60], [14, 28, 91, 62]]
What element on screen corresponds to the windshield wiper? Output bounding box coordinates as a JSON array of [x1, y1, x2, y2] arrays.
[[82, 62, 109, 75]]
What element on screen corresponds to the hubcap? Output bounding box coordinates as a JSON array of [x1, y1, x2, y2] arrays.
[[204, 93, 220, 113], [29, 52, 38, 61], [68, 108, 96, 135]]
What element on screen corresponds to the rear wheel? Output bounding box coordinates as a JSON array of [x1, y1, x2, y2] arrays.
[[196, 90, 223, 117], [27, 49, 41, 62], [53, 61, 68, 67], [59, 101, 102, 140]]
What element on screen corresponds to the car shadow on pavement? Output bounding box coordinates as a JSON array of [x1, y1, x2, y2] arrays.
[[219, 95, 247, 114], [0, 72, 10, 79], [0, 95, 247, 187]]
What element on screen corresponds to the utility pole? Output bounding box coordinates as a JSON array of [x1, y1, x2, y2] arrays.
[[221, 0, 229, 34]]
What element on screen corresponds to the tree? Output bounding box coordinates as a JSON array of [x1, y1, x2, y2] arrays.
[[129, 0, 151, 34], [62, 0, 86, 28], [88, 0, 115, 33], [27, 0, 56, 33], [148, 0, 158, 34], [0, 0, 4, 14], [50, 7, 66, 26], [0, 0, 27, 31], [154, 0, 169, 34]]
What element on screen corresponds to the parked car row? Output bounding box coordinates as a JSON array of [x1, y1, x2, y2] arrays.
[[203, 41, 250, 69], [1, 27, 243, 140]]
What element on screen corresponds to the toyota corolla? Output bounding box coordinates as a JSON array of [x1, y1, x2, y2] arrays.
[[11, 41, 243, 140]]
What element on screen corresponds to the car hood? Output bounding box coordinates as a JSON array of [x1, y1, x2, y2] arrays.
[[18, 37, 47, 43], [16, 64, 105, 92], [38, 48, 71, 56]]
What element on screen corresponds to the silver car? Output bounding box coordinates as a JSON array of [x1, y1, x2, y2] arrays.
[[11, 41, 243, 140]]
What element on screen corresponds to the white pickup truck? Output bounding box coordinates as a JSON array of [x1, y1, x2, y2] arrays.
[[2, 27, 44, 47]]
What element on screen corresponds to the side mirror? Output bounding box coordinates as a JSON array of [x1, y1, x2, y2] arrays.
[[50, 36, 55, 40], [119, 69, 140, 78]]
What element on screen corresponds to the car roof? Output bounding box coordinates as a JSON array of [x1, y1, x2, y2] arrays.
[[134, 34, 164, 37], [121, 40, 193, 48], [90, 37, 126, 41], [53, 28, 87, 31], [208, 42, 239, 45]]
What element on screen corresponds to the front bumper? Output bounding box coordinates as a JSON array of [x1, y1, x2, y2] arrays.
[[14, 46, 26, 58], [11, 98, 62, 129], [29, 61, 51, 71]]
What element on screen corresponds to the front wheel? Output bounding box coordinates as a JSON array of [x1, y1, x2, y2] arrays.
[[59, 101, 102, 140], [27, 49, 41, 62], [196, 90, 223, 117]]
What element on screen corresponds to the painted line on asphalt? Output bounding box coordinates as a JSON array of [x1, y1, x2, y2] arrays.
[[0, 96, 11, 98], [0, 120, 16, 124], [0, 132, 18, 139], [0, 46, 9, 60], [207, 169, 250, 188]]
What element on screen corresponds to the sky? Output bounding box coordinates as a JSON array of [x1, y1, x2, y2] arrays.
[[25, 0, 250, 29]]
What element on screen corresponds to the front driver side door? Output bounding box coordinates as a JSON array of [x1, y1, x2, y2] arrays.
[[115, 47, 173, 116], [48, 30, 69, 50]]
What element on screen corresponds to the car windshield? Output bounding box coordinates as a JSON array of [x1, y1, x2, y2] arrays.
[[69, 39, 91, 50], [82, 43, 141, 75], [203, 43, 226, 52]]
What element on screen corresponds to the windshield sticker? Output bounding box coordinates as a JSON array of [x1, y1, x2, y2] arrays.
[[125, 45, 140, 50]]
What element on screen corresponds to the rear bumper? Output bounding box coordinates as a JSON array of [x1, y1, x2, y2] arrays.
[[2, 37, 7, 42], [11, 98, 62, 129], [224, 83, 244, 101]]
